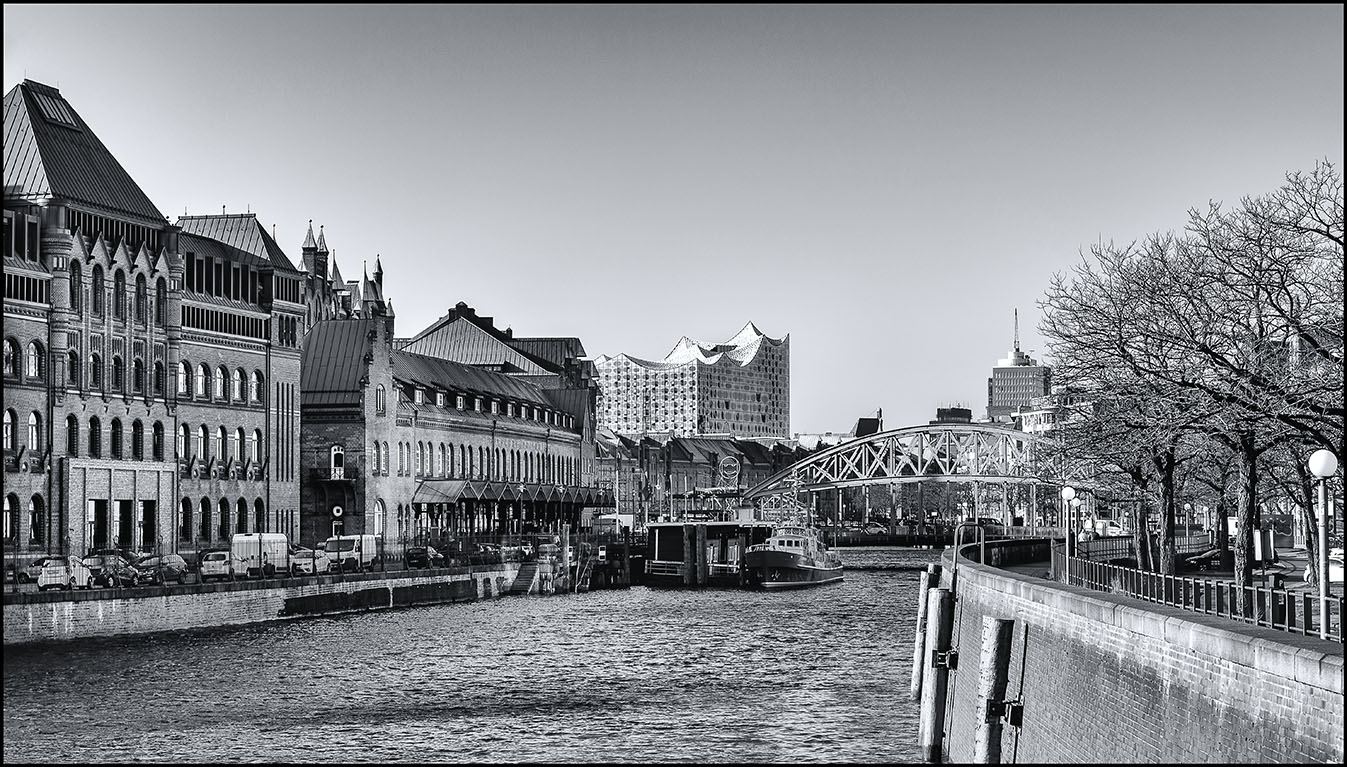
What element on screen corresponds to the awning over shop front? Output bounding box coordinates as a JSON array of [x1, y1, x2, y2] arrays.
[[412, 479, 468, 504]]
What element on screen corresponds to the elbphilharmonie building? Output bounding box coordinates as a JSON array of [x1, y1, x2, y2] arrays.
[[594, 323, 789, 439]]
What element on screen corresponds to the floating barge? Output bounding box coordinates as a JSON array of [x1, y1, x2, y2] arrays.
[[643, 521, 775, 588]]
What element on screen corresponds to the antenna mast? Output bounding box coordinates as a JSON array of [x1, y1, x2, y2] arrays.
[[1013, 309, 1020, 351]]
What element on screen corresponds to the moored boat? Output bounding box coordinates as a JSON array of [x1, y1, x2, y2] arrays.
[[743, 525, 844, 589]]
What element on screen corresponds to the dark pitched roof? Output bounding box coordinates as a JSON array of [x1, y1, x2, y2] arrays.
[[176, 214, 299, 273], [300, 319, 377, 408], [392, 350, 552, 407], [508, 337, 588, 368], [3, 80, 164, 225]]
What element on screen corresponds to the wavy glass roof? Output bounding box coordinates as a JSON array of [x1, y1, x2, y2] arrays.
[[597, 321, 785, 371]]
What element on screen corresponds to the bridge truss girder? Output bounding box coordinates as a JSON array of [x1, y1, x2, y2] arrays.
[[746, 423, 1064, 503]]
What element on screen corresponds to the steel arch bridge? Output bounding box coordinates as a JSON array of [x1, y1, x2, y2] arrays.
[[745, 423, 1072, 514]]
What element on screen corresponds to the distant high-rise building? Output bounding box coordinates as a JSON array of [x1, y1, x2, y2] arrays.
[[594, 322, 789, 438], [986, 310, 1050, 423]]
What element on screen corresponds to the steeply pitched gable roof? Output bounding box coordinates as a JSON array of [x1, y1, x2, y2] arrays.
[[177, 214, 299, 273], [3, 80, 165, 225]]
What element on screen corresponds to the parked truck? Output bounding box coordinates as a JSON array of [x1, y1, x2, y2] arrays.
[[232, 532, 291, 578], [321, 534, 381, 572]]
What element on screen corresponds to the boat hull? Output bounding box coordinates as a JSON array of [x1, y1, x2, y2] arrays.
[[743, 549, 843, 589]]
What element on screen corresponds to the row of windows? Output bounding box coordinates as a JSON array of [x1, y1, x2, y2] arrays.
[[68, 350, 165, 396], [363, 440, 578, 485], [380, 382, 574, 429], [177, 424, 264, 464], [177, 361, 265, 404], [182, 305, 270, 340], [69, 261, 168, 325], [4, 273, 49, 304], [177, 496, 266, 542], [2, 338, 44, 380], [2, 493, 45, 544]]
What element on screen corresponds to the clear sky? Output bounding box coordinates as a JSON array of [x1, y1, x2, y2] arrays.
[[5, 4, 1343, 434]]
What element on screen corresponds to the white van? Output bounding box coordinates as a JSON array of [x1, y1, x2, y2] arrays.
[[232, 533, 291, 578], [322, 534, 380, 572]]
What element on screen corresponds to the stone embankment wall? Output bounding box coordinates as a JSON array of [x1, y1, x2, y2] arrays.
[[936, 542, 1343, 764], [2, 564, 519, 646]]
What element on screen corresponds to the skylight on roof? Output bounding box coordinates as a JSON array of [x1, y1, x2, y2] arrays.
[[32, 90, 79, 129]]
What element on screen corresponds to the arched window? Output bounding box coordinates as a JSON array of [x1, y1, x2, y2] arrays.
[[219, 498, 231, 539], [133, 358, 145, 393], [92, 265, 104, 316], [232, 368, 244, 401], [214, 366, 227, 400], [251, 371, 264, 404], [234, 428, 245, 462], [381, 442, 389, 474], [373, 499, 385, 538], [448, 442, 456, 478], [71, 261, 83, 313], [331, 445, 345, 479], [372, 441, 381, 475], [226, 428, 238, 462], [177, 424, 188, 458], [91, 353, 102, 390], [196, 364, 208, 397], [255, 499, 265, 534], [25, 340, 44, 379], [375, 384, 387, 415], [2, 338, 16, 376], [397, 443, 405, 475], [153, 422, 165, 461], [111, 356, 123, 391], [2, 494, 15, 541], [113, 270, 126, 319], [88, 417, 101, 458], [178, 361, 190, 395], [131, 417, 144, 461], [200, 497, 211, 540], [438, 444, 446, 477], [29, 495, 45, 543], [135, 274, 147, 322], [236, 498, 248, 535], [27, 412, 40, 453], [416, 442, 424, 476], [196, 424, 208, 461], [66, 415, 78, 455], [155, 277, 167, 325], [154, 362, 164, 396], [110, 418, 123, 459], [251, 430, 262, 462], [180, 498, 193, 542], [213, 426, 225, 460], [2, 409, 12, 452], [68, 350, 80, 386]]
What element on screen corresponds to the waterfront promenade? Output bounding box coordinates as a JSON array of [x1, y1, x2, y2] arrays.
[[923, 536, 1343, 764]]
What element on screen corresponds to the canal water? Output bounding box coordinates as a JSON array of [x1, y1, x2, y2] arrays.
[[3, 547, 939, 763]]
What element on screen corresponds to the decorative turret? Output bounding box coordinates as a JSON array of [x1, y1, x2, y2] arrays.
[[313, 225, 329, 280], [374, 254, 383, 287]]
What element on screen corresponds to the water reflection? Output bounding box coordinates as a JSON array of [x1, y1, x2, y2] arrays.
[[4, 547, 938, 763]]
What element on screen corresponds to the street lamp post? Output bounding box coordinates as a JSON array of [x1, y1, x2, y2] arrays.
[[1308, 449, 1339, 640], [1061, 486, 1076, 556]]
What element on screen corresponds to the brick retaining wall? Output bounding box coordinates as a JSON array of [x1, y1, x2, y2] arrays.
[[2, 564, 519, 646], [937, 542, 1343, 763]]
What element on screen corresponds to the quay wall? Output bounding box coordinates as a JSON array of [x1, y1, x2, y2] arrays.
[[2, 564, 519, 646], [936, 542, 1343, 764]]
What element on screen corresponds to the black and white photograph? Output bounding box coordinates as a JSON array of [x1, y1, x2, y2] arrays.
[[2, 4, 1343, 764]]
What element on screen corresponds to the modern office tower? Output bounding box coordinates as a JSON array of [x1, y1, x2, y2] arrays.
[[986, 310, 1051, 423]]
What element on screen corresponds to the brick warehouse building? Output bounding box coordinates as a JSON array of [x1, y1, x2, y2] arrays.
[[300, 305, 609, 548], [1, 80, 311, 567]]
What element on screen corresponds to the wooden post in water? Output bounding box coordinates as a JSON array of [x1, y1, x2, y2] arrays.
[[910, 566, 940, 700], [918, 587, 955, 764], [695, 523, 709, 586], [737, 533, 748, 588], [973, 617, 1015, 764], [682, 523, 695, 587]]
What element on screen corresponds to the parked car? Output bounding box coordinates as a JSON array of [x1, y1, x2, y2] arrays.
[[290, 547, 332, 575], [38, 556, 95, 591], [198, 550, 237, 582], [132, 554, 189, 584], [17, 556, 62, 584], [83, 553, 138, 587], [405, 546, 445, 569]]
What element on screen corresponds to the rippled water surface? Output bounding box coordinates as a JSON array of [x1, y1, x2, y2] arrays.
[[4, 547, 938, 763]]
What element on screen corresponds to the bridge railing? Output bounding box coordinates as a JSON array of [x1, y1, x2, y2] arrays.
[[1051, 542, 1342, 643]]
